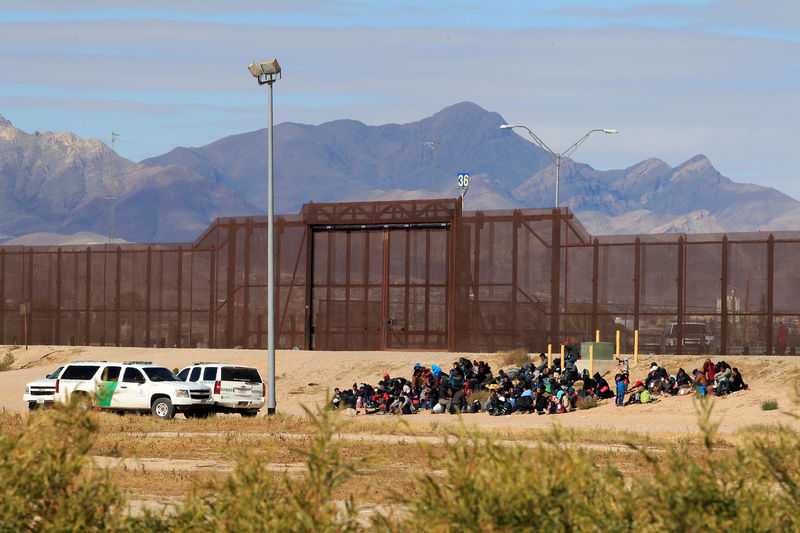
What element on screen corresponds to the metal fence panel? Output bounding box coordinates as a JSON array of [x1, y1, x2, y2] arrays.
[[2, 199, 800, 354]]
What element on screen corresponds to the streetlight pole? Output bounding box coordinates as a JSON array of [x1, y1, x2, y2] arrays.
[[500, 124, 618, 208], [249, 59, 281, 415]]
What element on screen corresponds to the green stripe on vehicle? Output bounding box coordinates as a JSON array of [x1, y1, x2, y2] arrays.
[[97, 381, 119, 407]]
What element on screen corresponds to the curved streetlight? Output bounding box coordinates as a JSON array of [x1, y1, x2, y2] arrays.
[[248, 58, 281, 415], [500, 124, 618, 208]]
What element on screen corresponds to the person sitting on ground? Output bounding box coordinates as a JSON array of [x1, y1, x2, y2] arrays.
[[447, 362, 463, 389], [535, 353, 548, 373], [477, 361, 494, 389], [593, 372, 614, 399], [647, 363, 670, 395], [702, 358, 716, 384], [533, 386, 549, 414], [693, 369, 709, 397], [675, 368, 692, 389], [411, 366, 425, 392], [715, 365, 733, 396], [564, 356, 580, 383], [499, 374, 514, 394], [625, 381, 645, 405], [515, 384, 534, 413], [355, 385, 366, 411], [548, 393, 565, 414], [437, 388, 454, 414], [729, 367, 749, 392], [451, 385, 468, 414], [331, 388, 342, 409], [341, 389, 356, 409], [485, 387, 503, 415]]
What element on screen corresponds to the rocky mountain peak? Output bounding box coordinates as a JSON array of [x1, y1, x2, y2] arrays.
[[0, 113, 12, 129], [672, 154, 716, 181]]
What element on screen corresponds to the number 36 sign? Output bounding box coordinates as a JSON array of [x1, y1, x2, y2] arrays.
[[457, 173, 469, 188]]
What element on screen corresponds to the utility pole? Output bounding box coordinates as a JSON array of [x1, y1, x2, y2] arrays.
[[424, 140, 439, 193], [108, 132, 120, 243]]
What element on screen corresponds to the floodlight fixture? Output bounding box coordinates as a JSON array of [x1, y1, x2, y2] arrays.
[[248, 58, 281, 85]]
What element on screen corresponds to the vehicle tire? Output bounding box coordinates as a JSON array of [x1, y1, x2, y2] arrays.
[[28, 402, 38, 412], [241, 409, 259, 418], [151, 397, 175, 420]]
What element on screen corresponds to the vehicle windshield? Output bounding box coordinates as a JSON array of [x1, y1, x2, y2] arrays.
[[686, 324, 710, 335], [143, 367, 180, 382], [221, 367, 262, 383], [47, 366, 64, 379]]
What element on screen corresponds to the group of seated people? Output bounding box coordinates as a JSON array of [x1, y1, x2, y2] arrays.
[[615, 357, 748, 406], [330, 352, 749, 415]]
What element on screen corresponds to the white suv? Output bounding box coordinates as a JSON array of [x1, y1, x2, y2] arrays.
[[23, 365, 65, 411], [53, 361, 213, 419], [177, 363, 265, 417]]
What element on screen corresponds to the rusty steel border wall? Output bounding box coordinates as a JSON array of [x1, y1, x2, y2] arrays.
[[2, 197, 799, 355]]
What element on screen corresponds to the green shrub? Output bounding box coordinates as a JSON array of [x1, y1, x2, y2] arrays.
[[0, 404, 125, 532], [577, 395, 599, 410], [0, 351, 13, 371], [377, 425, 624, 532], [762, 400, 779, 411], [7, 395, 800, 531], [162, 404, 361, 533]]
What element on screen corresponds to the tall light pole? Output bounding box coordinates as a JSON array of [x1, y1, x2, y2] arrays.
[[248, 58, 281, 415], [500, 124, 618, 208]]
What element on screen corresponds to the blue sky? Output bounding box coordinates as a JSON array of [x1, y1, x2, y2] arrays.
[[1, 1, 799, 198]]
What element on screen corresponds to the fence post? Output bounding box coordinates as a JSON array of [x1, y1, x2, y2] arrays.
[[767, 234, 774, 355], [550, 208, 561, 348], [720, 235, 728, 355]]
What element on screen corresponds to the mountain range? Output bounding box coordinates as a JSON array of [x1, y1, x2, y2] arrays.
[[1, 102, 798, 244]]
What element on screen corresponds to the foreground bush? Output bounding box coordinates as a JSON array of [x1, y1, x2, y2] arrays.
[[0, 404, 124, 532], [157, 405, 361, 533], [7, 400, 800, 532], [377, 403, 800, 532], [376, 424, 621, 532]]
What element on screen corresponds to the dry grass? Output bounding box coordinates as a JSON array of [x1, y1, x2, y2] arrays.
[[497, 348, 531, 368], [83, 408, 747, 506]]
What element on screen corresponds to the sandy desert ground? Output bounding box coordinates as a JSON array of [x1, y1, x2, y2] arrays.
[[2, 344, 800, 434]]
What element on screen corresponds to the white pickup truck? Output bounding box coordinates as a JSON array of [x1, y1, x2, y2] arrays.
[[23, 365, 65, 411], [52, 360, 212, 419]]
